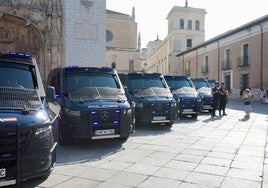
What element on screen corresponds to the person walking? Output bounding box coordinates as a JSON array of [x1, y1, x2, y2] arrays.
[[211, 82, 220, 117], [219, 82, 228, 116], [242, 88, 252, 118], [259, 88, 266, 103]]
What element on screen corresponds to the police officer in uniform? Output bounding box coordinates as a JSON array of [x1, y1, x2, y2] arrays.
[[211, 82, 220, 117], [219, 83, 228, 116]]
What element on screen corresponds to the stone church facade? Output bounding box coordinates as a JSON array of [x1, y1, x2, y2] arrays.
[[0, 0, 106, 82], [0, 0, 63, 81], [106, 8, 141, 72]]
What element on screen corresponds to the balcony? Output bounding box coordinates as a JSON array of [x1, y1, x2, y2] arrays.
[[201, 65, 208, 74], [237, 56, 249, 68], [221, 60, 231, 70], [184, 69, 190, 76]]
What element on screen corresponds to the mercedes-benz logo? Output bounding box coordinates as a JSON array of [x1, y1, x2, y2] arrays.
[[100, 111, 109, 120], [156, 104, 163, 111]]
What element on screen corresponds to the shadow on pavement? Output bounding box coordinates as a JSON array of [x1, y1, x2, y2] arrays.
[[227, 99, 268, 115]]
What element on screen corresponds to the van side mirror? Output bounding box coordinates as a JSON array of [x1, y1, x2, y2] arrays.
[[46, 86, 56, 102]]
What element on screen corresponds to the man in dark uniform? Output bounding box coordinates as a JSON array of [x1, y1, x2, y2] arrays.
[[211, 82, 220, 117], [219, 82, 228, 116]]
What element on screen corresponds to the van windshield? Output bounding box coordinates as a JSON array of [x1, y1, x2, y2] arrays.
[[191, 79, 210, 89], [166, 79, 193, 89], [0, 62, 36, 89], [127, 76, 171, 97], [128, 77, 167, 90], [66, 73, 125, 101]]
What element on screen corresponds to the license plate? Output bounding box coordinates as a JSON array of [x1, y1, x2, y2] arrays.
[[203, 105, 212, 109], [183, 109, 193, 112], [153, 116, 166, 120], [95, 129, 115, 136], [0, 168, 6, 178]]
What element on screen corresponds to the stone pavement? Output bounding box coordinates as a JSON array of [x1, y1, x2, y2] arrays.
[[20, 99, 268, 188]]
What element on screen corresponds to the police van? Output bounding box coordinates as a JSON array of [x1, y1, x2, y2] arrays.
[[119, 72, 177, 126], [46, 66, 135, 145], [164, 75, 202, 119], [190, 77, 213, 112], [0, 51, 60, 186]]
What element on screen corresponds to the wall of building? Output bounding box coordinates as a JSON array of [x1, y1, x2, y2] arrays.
[[106, 10, 137, 49], [62, 0, 106, 67], [177, 18, 268, 99], [106, 48, 140, 72], [146, 39, 169, 74], [106, 8, 141, 72]]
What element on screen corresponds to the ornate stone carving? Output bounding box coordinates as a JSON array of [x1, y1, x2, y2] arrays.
[[0, 0, 63, 81]]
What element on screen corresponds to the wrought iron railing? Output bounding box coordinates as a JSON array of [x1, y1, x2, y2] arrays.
[[237, 56, 249, 68]]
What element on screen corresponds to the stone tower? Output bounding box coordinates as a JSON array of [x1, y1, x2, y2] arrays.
[[166, 3, 206, 73]]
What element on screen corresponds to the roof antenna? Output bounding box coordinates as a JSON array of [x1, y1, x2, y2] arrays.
[[185, 0, 188, 7]]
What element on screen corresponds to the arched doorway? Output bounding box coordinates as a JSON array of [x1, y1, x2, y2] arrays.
[[0, 14, 45, 79]]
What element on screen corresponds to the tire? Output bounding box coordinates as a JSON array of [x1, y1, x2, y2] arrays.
[[116, 135, 129, 142], [191, 114, 198, 119], [167, 121, 173, 127]]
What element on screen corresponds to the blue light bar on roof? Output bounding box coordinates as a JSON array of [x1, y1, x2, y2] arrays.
[[9, 51, 31, 58], [64, 65, 79, 69], [101, 66, 113, 70]]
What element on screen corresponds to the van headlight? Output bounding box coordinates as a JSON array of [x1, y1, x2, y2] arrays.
[[64, 107, 81, 116], [35, 125, 51, 136], [124, 108, 133, 115]]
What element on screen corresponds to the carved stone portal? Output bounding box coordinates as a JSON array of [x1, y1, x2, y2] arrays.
[[0, 0, 63, 82]]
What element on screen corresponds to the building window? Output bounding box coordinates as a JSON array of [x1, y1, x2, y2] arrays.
[[185, 61, 190, 76], [223, 49, 231, 70], [240, 73, 249, 89], [111, 62, 116, 69], [187, 39, 192, 48], [243, 43, 249, 65], [238, 43, 249, 67], [187, 20, 192, 30], [202, 56, 209, 73], [106, 30, 113, 42], [179, 19, 184, 29], [195, 20, 200, 31]]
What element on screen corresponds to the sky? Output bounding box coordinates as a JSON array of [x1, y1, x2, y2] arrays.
[[106, 0, 268, 48]]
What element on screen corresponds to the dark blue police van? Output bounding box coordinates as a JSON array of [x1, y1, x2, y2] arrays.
[[190, 77, 213, 112], [46, 66, 135, 145], [119, 72, 177, 126], [0, 51, 60, 186], [164, 75, 202, 119]]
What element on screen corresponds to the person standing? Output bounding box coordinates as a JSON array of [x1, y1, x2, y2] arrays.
[[259, 88, 266, 103], [219, 83, 228, 116], [242, 88, 252, 118], [211, 82, 220, 117]]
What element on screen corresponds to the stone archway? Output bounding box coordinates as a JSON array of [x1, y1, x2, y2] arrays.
[[0, 13, 44, 78]]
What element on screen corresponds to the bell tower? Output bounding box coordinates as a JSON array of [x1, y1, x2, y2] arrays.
[[166, 1, 206, 51]]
